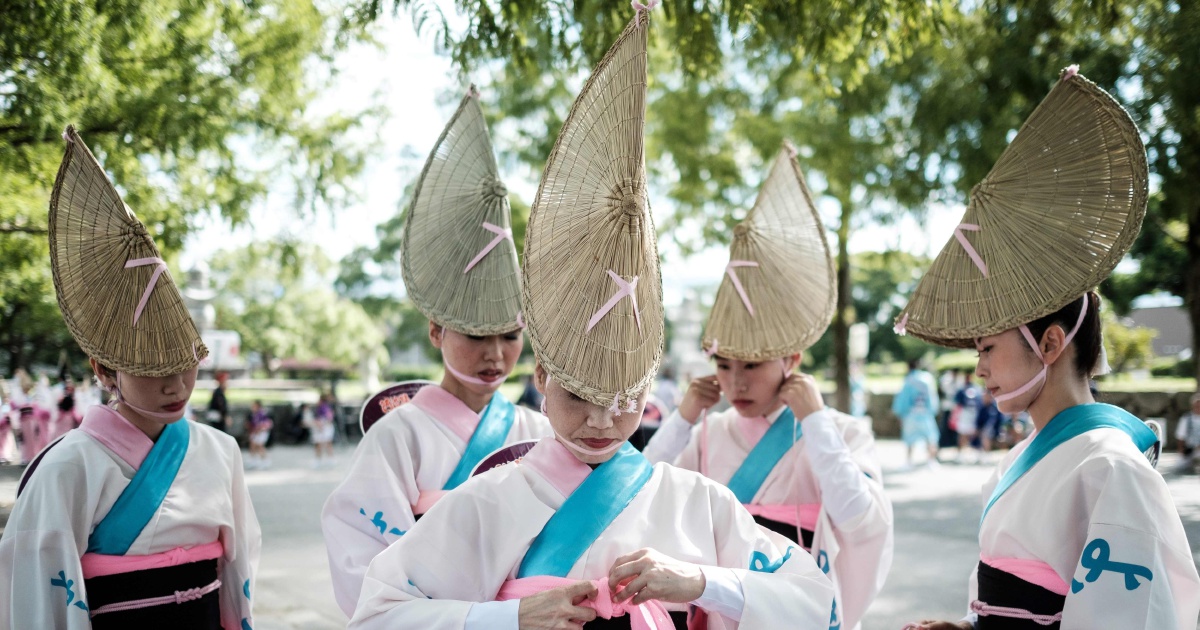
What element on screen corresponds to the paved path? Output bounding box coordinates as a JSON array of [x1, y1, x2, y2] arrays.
[[2, 439, 1198, 629]]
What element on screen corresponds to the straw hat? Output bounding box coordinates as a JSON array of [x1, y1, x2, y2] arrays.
[[521, 8, 663, 411], [895, 67, 1147, 348], [701, 144, 836, 361], [49, 126, 208, 377], [401, 85, 523, 335]]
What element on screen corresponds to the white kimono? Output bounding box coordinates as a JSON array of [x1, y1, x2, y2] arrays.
[[0, 405, 260, 630], [350, 437, 835, 629], [971, 412, 1200, 629], [322, 385, 552, 615], [644, 406, 893, 630]]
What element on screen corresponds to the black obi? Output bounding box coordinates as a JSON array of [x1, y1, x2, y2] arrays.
[[86, 558, 221, 630], [753, 514, 815, 550], [975, 561, 1065, 630]]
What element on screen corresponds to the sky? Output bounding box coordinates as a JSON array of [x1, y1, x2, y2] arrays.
[[180, 14, 969, 308]]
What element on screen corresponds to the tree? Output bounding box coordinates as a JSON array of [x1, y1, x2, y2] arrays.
[[0, 0, 374, 372], [210, 242, 386, 377]]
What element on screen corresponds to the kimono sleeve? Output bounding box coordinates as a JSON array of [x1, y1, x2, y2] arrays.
[[0, 459, 94, 630], [218, 440, 261, 630], [349, 470, 552, 630], [706, 482, 835, 629], [321, 419, 423, 615], [1059, 460, 1200, 630]]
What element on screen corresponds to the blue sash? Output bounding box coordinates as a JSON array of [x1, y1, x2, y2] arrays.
[[981, 403, 1157, 526], [518, 443, 654, 578], [87, 420, 191, 554], [443, 392, 517, 490], [727, 408, 803, 504]]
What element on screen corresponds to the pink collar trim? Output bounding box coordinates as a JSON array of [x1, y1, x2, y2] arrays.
[[735, 405, 789, 447], [411, 385, 481, 444], [522, 438, 593, 499], [79, 405, 155, 470]]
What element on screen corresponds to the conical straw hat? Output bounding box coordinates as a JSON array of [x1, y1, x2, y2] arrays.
[[701, 144, 836, 361], [896, 67, 1147, 348], [49, 126, 208, 377], [401, 85, 523, 335], [522, 8, 663, 411]]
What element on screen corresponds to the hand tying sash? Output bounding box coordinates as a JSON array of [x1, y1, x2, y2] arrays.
[[518, 443, 654, 578], [726, 408, 802, 504], [87, 419, 190, 554], [442, 392, 517, 490], [496, 577, 674, 630], [981, 403, 1157, 526]]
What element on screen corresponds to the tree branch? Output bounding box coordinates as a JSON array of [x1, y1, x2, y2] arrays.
[[0, 224, 48, 235]]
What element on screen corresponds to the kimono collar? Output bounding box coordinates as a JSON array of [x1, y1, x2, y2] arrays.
[[410, 385, 482, 443], [79, 404, 156, 470], [736, 404, 789, 448], [522, 437, 594, 499]]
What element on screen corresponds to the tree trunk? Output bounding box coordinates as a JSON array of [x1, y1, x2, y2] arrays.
[[1189, 207, 1200, 385], [832, 199, 853, 412]]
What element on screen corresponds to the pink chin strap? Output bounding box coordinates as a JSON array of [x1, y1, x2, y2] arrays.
[[109, 374, 185, 421], [438, 328, 510, 387], [993, 293, 1090, 406], [559, 436, 623, 457]]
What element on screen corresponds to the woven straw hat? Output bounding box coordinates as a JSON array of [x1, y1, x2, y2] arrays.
[[701, 144, 836, 361], [401, 86, 523, 335], [49, 126, 208, 377], [522, 8, 663, 411], [896, 67, 1147, 348]]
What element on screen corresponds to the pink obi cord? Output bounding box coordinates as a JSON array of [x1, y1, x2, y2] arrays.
[[89, 578, 222, 617], [969, 600, 1062, 626], [81, 540, 224, 579], [497, 577, 675, 630]]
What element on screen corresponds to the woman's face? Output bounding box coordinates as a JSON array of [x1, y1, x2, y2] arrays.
[[431, 323, 523, 395], [975, 328, 1046, 415], [535, 363, 645, 465], [93, 359, 197, 425], [713, 354, 799, 418]]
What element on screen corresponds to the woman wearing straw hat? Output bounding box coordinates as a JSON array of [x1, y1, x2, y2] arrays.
[[899, 68, 1199, 630], [349, 7, 835, 629], [0, 127, 260, 629], [321, 86, 553, 617], [641, 146, 893, 630]]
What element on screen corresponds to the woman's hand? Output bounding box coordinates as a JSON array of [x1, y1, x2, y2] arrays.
[[517, 580, 598, 630], [777, 373, 825, 420], [608, 548, 705, 605], [678, 375, 721, 424]]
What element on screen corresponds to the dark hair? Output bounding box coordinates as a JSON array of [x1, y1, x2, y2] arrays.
[[1024, 291, 1102, 378], [906, 359, 920, 371]]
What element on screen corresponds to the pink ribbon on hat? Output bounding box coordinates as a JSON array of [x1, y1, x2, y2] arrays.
[[463, 222, 513, 274], [1062, 64, 1079, 81], [993, 293, 1090, 405], [894, 313, 909, 336], [124, 257, 169, 326], [954, 224, 988, 277], [631, 0, 659, 12], [725, 260, 760, 316], [516, 311, 526, 329], [704, 339, 719, 358], [587, 271, 642, 333]]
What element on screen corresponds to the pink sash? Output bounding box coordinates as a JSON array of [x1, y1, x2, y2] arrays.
[[496, 577, 676, 630], [412, 490, 447, 517], [980, 555, 1070, 596], [81, 540, 225, 579]]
